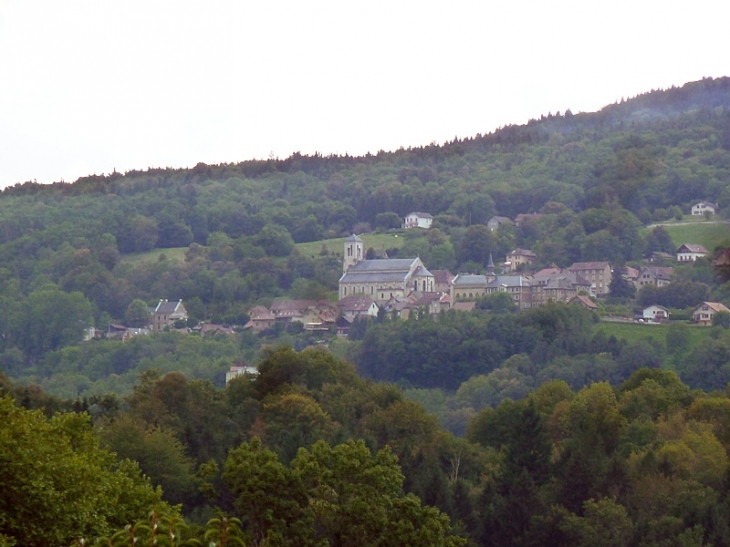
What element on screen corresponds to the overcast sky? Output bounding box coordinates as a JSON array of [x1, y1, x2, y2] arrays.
[[1, 1, 729, 188]]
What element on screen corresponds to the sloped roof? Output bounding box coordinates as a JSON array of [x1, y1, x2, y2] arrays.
[[248, 305, 276, 320], [407, 211, 433, 219], [452, 302, 476, 311], [344, 234, 363, 242], [569, 295, 598, 309], [640, 266, 674, 281], [346, 258, 419, 272], [677, 243, 708, 254], [488, 216, 513, 224], [338, 295, 378, 312], [452, 274, 488, 287], [340, 258, 431, 284], [694, 301, 730, 313], [432, 269, 455, 285], [155, 300, 185, 314], [569, 262, 611, 270], [508, 248, 537, 258], [486, 275, 532, 288], [411, 292, 442, 306]]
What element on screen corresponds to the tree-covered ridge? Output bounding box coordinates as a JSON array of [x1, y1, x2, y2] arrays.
[[6, 348, 730, 547], [0, 78, 726, 379]]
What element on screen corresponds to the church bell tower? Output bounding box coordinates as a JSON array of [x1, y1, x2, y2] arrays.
[[343, 234, 364, 272]]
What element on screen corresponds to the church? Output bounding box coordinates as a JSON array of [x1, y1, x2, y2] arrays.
[[338, 234, 435, 303]]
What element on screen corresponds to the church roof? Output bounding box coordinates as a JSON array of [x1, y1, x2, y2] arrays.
[[340, 257, 431, 284], [346, 258, 419, 272], [344, 234, 363, 242], [452, 274, 488, 287], [486, 275, 532, 288]]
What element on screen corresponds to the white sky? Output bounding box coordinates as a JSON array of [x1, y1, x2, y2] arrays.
[[1, 1, 729, 188]]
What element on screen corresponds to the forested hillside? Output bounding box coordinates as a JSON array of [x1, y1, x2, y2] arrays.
[[2, 77, 730, 547], [0, 77, 729, 398]]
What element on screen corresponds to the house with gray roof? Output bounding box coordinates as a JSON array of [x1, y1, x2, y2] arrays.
[[152, 299, 188, 331], [487, 216, 513, 232], [485, 275, 534, 309], [677, 243, 708, 262]]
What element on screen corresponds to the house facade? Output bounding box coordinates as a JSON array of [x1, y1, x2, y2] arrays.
[[152, 300, 188, 331], [636, 266, 673, 288], [451, 274, 491, 302], [432, 269, 455, 294], [404, 212, 433, 229], [244, 305, 276, 333], [568, 262, 612, 296], [677, 244, 708, 262], [693, 302, 730, 326], [337, 295, 379, 322], [485, 275, 533, 309], [691, 201, 718, 216], [642, 305, 670, 321], [506, 248, 537, 271], [487, 216, 513, 232]]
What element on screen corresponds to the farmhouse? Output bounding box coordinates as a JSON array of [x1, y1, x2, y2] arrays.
[[152, 300, 188, 332], [693, 302, 730, 326], [677, 243, 708, 262], [636, 266, 673, 288], [642, 305, 670, 321], [404, 212, 433, 229], [691, 201, 718, 216]]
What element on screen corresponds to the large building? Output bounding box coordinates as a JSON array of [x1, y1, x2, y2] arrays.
[[568, 262, 612, 296], [339, 236, 434, 303]]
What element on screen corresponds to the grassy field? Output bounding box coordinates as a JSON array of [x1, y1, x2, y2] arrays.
[[594, 321, 715, 351], [647, 220, 730, 251], [119, 247, 188, 266], [295, 233, 407, 258], [117, 232, 409, 266]]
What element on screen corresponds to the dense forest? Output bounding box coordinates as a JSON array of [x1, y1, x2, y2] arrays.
[[6, 348, 730, 547], [2, 78, 730, 546]]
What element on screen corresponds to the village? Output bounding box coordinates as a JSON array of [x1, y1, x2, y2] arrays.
[[95, 203, 729, 348]]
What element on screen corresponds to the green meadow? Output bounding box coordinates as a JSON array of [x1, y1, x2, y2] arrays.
[[594, 320, 715, 352], [295, 232, 407, 258], [651, 220, 730, 251]]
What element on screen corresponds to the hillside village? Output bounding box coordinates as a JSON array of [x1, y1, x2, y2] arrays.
[[104, 203, 729, 345], [89, 196, 727, 348]]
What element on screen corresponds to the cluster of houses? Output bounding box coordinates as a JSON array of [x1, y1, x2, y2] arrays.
[[94, 205, 727, 343], [331, 218, 728, 327]]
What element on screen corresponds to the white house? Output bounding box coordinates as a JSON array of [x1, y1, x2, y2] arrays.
[[226, 365, 258, 384], [404, 212, 433, 229], [677, 243, 708, 262], [691, 201, 718, 216], [693, 302, 730, 326], [642, 305, 670, 322], [337, 295, 379, 321]]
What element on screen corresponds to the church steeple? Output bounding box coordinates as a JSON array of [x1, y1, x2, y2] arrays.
[[486, 252, 495, 275], [343, 234, 364, 272]]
